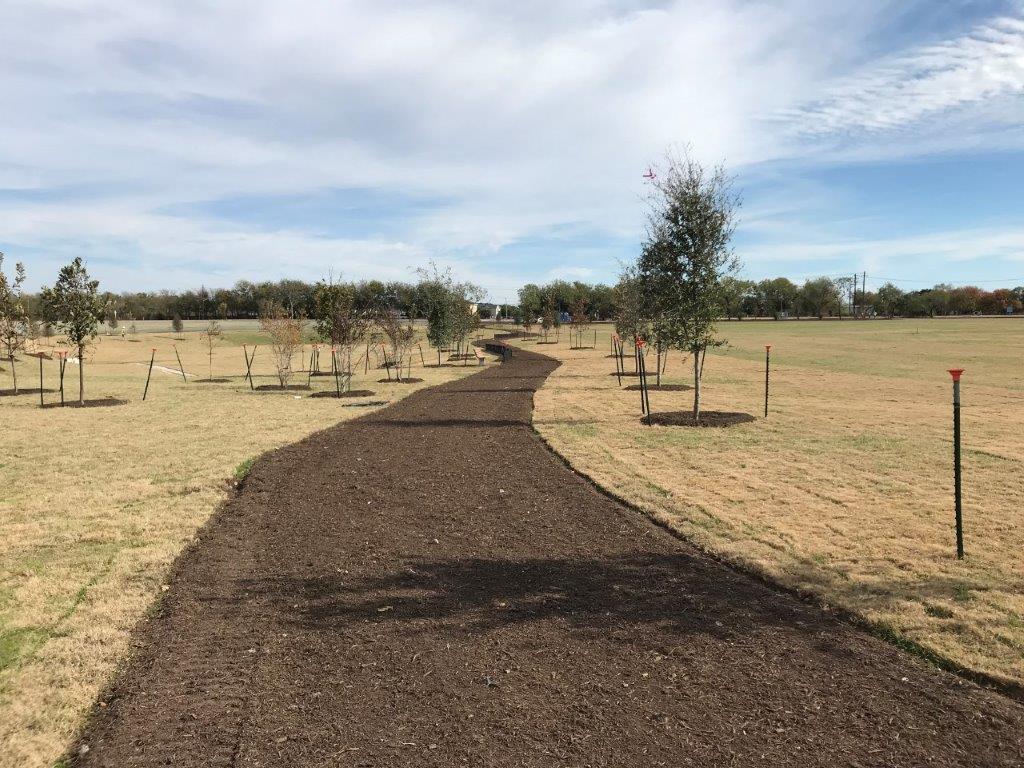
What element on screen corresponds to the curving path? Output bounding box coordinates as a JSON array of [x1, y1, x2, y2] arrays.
[[74, 346, 1023, 766]]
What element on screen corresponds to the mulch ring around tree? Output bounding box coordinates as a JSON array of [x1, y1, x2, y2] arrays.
[[308, 389, 376, 399], [608, 371, 641, 377], [41, 398, 128, 409], [0, 388, 57, 397], [193, 378, 233, 384], [254, 384, 313, 392], [376, 377, 425, 384], [643, 410, 756, 427], [624, 383, 692, 392]]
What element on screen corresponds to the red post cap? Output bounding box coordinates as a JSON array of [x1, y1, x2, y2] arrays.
[[765, 344, 772, 351], [636, 338, 645, 348], [948, 369, 964, 381], [151, 347, 157, 352]]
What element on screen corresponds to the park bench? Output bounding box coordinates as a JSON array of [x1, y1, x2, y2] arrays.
[[474, 347, 486, 365]]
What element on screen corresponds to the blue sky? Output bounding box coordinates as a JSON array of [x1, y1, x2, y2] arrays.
[[2, 1, 1024, 302]]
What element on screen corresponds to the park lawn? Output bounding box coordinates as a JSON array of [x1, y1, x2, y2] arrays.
[[516, 318, 1024, 688], [0, 323, 484, 768]]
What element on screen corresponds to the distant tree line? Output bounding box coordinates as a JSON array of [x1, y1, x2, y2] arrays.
[[715, 278, 1024, 320], [19, 278, 461, 323], [11, 261, 1022, 330]]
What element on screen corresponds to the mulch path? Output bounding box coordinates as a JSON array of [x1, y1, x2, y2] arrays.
[[71, 346, 1024, 767]]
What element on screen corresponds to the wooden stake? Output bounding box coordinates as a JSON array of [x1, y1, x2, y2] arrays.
[[143, 348, 156, 401], [174, 345, 187, 382]]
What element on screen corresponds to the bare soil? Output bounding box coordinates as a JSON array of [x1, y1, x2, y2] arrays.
[[41, 398, 128, 409], [254, 384, 313, 392], [308, 389, 377, 399], [624, 383, 692, 391], [71, 346, 1023, 767], [0, 387, 57, 397], [645, 410, 757, 427]]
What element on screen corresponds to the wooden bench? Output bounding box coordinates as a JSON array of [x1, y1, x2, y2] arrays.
[[474, 347, 486, 365]]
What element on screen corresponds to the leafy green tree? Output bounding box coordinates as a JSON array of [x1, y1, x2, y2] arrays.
[[799, 277, 841, 319], [518, 283, 543, 331], [719, 277, 754, 320], [756, 277, 798, 318], [417, 263, 458, 365], [40, 257, 105, 404], [875, 283, 904, 318], [0, 253, 30, 393], [637, 151, 740, 421]]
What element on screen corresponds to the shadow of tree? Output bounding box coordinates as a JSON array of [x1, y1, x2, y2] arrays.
[[245, 552, 824, 648]]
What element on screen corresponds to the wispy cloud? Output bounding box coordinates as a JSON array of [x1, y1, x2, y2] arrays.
[[781, 14, 1024, 138]]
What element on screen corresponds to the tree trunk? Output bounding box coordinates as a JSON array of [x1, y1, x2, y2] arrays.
[[78, 345, 85, 405], [656, 346, 661, 387], [10, 354, 17, 394], [692, 346, 701, 423]]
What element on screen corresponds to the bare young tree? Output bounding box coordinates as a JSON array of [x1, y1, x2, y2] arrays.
[[569, 295, 590, 348], [259, 301, 304, 388], [200, 319, 222, 380], [377, 307, 417, 382], [0, 252, 29, 393]]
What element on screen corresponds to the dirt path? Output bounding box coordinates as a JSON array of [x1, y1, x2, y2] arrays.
[[74, 347, 1023, 767]]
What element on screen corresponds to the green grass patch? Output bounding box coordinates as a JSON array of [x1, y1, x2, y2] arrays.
[[0, 626, 50, 672], [234, 456, 258, 482]]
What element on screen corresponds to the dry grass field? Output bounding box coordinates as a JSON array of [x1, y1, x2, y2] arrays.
[[515, 318, 1024, 690], [0, 322, 484, 768]]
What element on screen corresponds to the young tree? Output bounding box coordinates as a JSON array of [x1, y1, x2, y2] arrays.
[[200, 319, 222, 381], [377, 307, 417, 382], [417, 264, 457, 365], [259, 301, 304, 388], [637, 151, 740, 421], [40, 257, 105, 405], [518, 283, 543, 334], [450, 300, 480, 358], [569, 295, 590, 347], [541, 293, 559, 342], [172, 313, 184, 337], [314, 280, 370, 389], [0, 253, 30, 393]]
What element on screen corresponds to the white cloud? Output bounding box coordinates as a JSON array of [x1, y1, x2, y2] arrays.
[[780, 14, 1024, 140], [1, 1, 1023, 299]]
